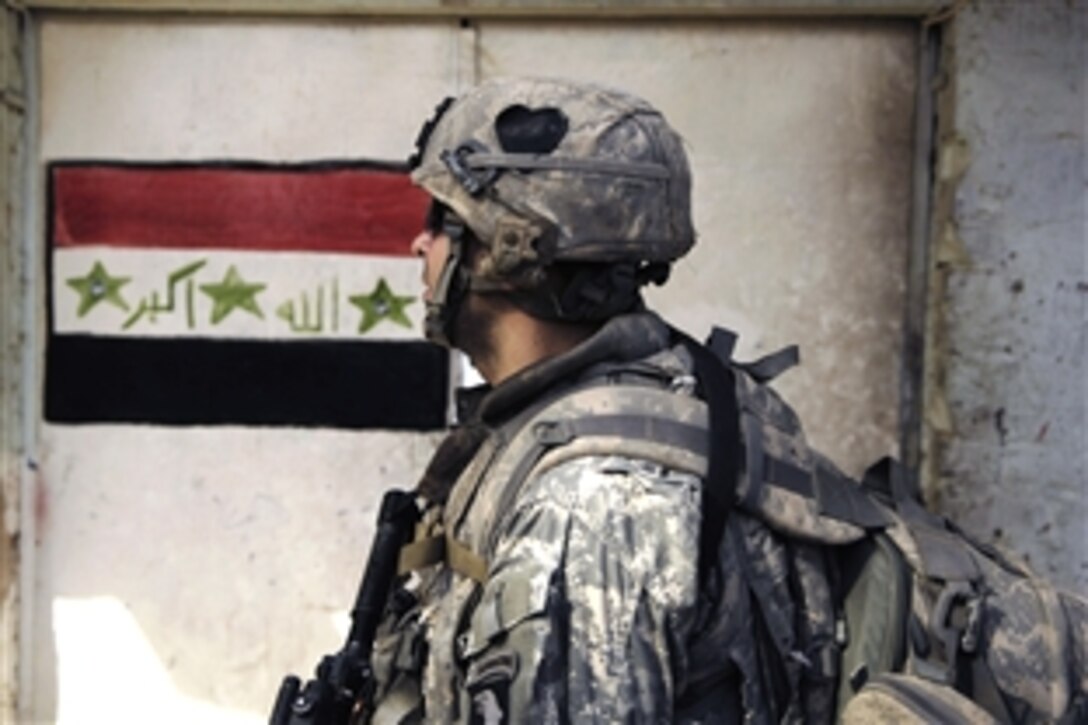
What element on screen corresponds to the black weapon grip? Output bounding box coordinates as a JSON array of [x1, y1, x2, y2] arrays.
[[271, 675, 301, 725], [347, 489, 420, 659], [269, 489, 419, 725]]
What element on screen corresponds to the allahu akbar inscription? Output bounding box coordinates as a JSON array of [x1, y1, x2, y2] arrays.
[[64, 260, 416, 336]]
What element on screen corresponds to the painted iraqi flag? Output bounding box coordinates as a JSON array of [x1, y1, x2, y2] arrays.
[[46, 161, 449, 429]]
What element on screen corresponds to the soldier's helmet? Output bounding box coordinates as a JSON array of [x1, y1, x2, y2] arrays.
[[409, 78, 695, 336]]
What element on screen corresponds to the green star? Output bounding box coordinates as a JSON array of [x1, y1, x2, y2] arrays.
[[199, 265, 266, 325], [348, 278, 415, 334], [66, 261, 131, 317]]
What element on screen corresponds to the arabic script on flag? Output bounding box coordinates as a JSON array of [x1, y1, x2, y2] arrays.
[[46, 161, 448, 430]]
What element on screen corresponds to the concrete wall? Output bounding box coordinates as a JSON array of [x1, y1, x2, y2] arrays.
[[30, 15, 916, 722], [34, 19, 459, 724], [926, 0, 1087, 595], [476, 18, 917, 475], [15, 3, 1087, 724], [478, 18, 918, 474], [0, 5, 26, 721]]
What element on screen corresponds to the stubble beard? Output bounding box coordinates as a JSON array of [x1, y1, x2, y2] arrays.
[[450, 292, 501, 376]]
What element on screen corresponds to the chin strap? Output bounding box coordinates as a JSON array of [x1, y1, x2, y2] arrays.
[[423, 212, 472, 347]]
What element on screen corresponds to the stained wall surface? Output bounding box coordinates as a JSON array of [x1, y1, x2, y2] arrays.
[[36, 19, 459, 725], [477, 19, 915, 475], [932, 1, 1087, 594], [34, 16, 915, 722]]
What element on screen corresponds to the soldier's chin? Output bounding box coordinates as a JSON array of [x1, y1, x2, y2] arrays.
[[422, 309, 449, 346]]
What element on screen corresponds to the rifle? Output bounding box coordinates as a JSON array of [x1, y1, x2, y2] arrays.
[[271, 489, 420, 725]]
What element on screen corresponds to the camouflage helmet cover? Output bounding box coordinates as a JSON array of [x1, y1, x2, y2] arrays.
[[410, 78, 695, 280]]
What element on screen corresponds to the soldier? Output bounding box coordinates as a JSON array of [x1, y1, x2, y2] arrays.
[[347, 79, 1087, 724], [374, 77, 716, 722]]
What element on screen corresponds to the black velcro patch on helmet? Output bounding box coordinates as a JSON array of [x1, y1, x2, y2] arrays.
[[495, 105, 568, 155], [408, 96, 455, 170]]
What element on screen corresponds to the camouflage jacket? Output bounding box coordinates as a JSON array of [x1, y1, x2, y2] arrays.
[[367, 311, 1088, 724], [369, 312, 756, 723]]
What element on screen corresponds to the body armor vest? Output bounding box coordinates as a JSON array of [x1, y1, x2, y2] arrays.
[[382, 312, 1087, 724]]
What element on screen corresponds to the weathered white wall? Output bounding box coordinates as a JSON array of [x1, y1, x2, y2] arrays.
[[0, 4, 26, 722], [35, 18, 458, 724], [930, 1, 1087, 594], [34, 15, 915, 722], [480, 19, 916, 474]]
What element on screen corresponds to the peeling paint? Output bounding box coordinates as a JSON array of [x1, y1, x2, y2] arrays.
[[1, 79, 23, 725], [925, 385, 955, 435], [937, 132, 971, 180], [919, 6, 962, 510], [926, 0, 1087, 594], [935, 220, 972, 267]]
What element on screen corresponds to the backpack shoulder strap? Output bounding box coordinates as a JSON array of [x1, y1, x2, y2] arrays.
[[669, 326, 743, 583]]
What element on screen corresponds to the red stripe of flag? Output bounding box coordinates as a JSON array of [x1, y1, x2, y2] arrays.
[[51, 164, 430, 257]]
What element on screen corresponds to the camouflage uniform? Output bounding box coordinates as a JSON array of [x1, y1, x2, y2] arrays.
[[363, 78, 1088, 724], [441, 453, 702, 722], [271, 76, 1087, 725], [369, 311, 1088, 722], [371, 312, 738, 723], [368, 310, 1088, 724]]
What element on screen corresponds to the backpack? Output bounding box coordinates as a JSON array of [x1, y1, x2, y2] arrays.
[[392, 319, 1087, 723], [681, 325, 1088, 723]]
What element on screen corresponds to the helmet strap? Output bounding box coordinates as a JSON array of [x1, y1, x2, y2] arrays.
[[424, 213, 471, 347]]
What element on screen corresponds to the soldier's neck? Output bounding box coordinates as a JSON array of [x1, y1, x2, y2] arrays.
[[474, 308, 597, 385]]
